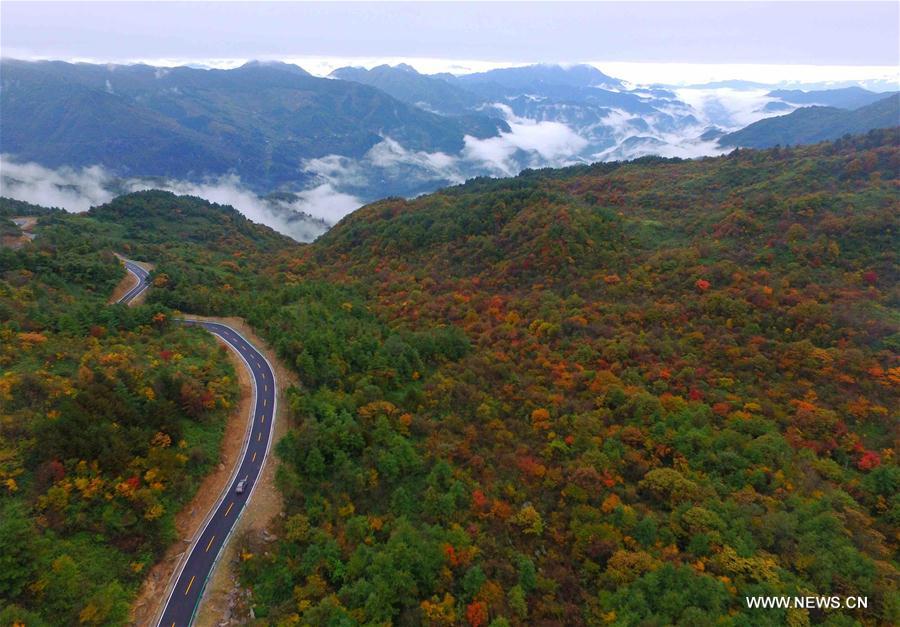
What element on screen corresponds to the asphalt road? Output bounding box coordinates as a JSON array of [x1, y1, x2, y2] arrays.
[[117, 258, 152, 304], [115, 258, 277, 626], [157, 321, 277, 626]]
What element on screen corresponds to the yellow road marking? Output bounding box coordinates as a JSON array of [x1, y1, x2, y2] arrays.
[[252, 452, 257, 462], [205, 535, 216, 552], [257, 432, 261, 442], [184, 575, 195, 595], [224, 501, 234, 516]]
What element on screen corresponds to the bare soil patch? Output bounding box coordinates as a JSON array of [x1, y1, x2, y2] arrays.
[[2, 216, 37, 249], [108, 272, 139, 304]]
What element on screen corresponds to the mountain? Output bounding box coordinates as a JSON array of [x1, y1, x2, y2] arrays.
[[448, 63, 650, 112], [329, 63, 483, 115], [3, 59, 726, 216], [760, 101, 793, 113], [682, 79, 777, 90], [330, 63, 662, 120], [455, 62, 624, 92], [261, 130, 897, 625], [767, 86, 895, 110], [328, 63, 684, 157], [9, 58, 893, 229], [719, 93, 900, 148], [0, 59, 507, 191]]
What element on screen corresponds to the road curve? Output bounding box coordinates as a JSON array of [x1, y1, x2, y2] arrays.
[[117, 258, 152, 304], [157, 320, 277, 626], [114, 258, 277, 625]]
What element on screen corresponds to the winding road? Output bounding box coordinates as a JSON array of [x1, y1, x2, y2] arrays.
[[116, 258, 152, 304], [116, 258, 278, 626]]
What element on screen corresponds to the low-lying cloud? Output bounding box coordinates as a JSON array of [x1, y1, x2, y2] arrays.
[[303, 137, 468, 198], [122, 174, 339, 242], [0, 158, 115, 211], [673, 88, 791, 129], [462, 103, 589, 175], [0, 155, 356, 242]]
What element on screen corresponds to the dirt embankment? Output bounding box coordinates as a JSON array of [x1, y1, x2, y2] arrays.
[[129, 316, 297, 627], [1, 216, 37, 249]]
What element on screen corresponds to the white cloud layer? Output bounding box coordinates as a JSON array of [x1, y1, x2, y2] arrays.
[[674, 88, 789, 129], [0, 156, 348, 242], [462, 104, 589, 175], [0, 159, 115, 211]]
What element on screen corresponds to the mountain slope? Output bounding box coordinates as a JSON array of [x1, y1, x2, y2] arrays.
[[720, 93, 900, 148], [0, 60, 506, 190], [456, 62, 624, 92], [237, 130, 899, 625], [768, 86, 895, 110], [330, 63, 484, 115]]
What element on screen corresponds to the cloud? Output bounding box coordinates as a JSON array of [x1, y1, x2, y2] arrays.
[[367, 138, 461, 179], [0, 156, 115, 210], [673, 88, 788, 129], [462, 103, 589, 175], [122, 174, 341, 241], [0, 155, 343, 242], [286, 183, 362, 225], [302, 136, 468, 199], [592, 134, 728, 162]]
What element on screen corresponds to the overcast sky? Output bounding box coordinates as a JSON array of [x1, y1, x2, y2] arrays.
[[2, 2, 898, 83]]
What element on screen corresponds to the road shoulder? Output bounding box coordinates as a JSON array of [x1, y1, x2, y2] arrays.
[[108, 270, 139, 305]]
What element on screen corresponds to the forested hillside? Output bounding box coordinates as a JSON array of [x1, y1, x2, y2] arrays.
[[0, 59, 506, 190], [720, 94, 900, 148], [240, 130, 899, 625], [0, 194, 292, 625], [1, 130, 897, 625]]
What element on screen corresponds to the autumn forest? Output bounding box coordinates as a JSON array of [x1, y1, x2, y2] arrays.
[[1, 130, 898, 625]]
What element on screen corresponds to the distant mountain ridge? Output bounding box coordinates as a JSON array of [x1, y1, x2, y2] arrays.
[[719, 93, 900, 148], [767, 86, 896, 110], [330, 64, 483, 115], [328, 62, 700, 156], [0, 59, 507, 191], [3, 58, 899, 230]]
